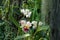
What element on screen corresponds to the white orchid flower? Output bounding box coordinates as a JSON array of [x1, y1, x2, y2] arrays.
[[20, 9, 25, 13], [19, 20, 32, 32], [22, 21, 32, 32], [19, 20, 26, 28], [26, 12, 32, 18], [32, 21, 37, 29], [26, 21, 32, 27], [25, 9, 32, 18], [38, 21, 43, 26], [20, 9, 32, 18], [20, 9, 27, 15]]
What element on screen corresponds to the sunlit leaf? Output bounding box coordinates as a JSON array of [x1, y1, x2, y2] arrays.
[[14, 34, 30, 40]]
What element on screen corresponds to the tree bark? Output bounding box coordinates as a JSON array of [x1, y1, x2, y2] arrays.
[[41, 0, 49, 25], [50, 0, 60, 40]]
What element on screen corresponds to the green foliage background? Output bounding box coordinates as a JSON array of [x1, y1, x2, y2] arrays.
[[0, 0, 50, 40]]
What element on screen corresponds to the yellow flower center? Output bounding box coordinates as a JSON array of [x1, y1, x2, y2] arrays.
[[24, 25, 30, 29]]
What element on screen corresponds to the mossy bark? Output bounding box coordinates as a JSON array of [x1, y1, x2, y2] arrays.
[[50, 0, 60, 40], [41, 0, 49, 25]]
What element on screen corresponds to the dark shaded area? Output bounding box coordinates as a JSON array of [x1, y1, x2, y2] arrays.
[[0, 20, 5, 40], [0, 0, 3, 6], [50, 0, 60, 40]]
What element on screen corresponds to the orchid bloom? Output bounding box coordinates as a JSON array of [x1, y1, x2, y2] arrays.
[[26, 12, 31, 18], [23, 21, 32, 32], [20, 9, 32, 18], [20, 9, 25, 13], [19, 20, 26, 28], [38, 21, 43, 26], [20, 20, 31, 32], [32, 21, 37, 29]]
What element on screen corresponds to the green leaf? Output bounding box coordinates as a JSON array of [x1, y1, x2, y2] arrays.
[[37, 25, 49, 32], [9, 5, 21, 31], [34, 25, 49, 36], [14, 34, 30, 40]]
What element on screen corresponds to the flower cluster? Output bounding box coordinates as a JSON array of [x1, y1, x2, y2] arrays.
[[20, 9, 32, 18], [20, 9, 43, 32], [19, 20, 43, 32]]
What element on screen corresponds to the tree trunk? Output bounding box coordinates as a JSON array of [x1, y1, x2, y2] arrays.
[[41, 0, 49, 25], [50, 0, 60, 40]]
